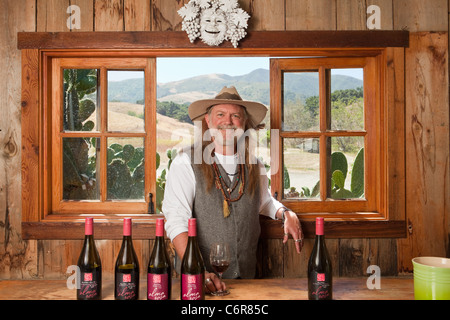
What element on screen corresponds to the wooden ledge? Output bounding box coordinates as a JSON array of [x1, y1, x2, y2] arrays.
[[21, 216, 406, 240], [17, 30, 409, 50]]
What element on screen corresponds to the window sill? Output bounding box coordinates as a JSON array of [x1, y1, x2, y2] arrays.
[[22, 214, 406, 240], [259, 215, 406, 239], [22, 214, 163, 240]]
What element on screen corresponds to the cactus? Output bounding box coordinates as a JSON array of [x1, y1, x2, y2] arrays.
[[298, 148, 365, 200], [106, 143, 145, 200], [331, 151, 348, 180], [62, 69, 98, 200], [107, 158, 135, 199], [330, 148, 364, 199], [350, 147, 364, 198], [155, 148, 178, 213], [283, 164, 290, 190], [332, 169, 345, 190]]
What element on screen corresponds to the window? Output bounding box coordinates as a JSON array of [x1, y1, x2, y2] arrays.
[[49, 58, 156, 215], [270, 57, 383, 218], [19, 31, 408, 239]]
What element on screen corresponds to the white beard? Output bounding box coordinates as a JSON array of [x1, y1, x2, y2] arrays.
[[200, 31, 227, 46]]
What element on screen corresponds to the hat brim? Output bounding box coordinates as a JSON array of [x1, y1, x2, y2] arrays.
[[188, 98, 268, 128]]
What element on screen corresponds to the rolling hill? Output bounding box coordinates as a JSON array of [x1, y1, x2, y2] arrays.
[[108, 68, 363, 106]]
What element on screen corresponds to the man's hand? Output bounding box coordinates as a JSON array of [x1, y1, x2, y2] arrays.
[[279, 209, 304, 253], [204, 271, 227, 294]]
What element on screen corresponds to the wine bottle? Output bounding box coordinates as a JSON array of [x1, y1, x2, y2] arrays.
[[180, 218, 205, 300], [77, 217, 102, 300], [147, 218, 172, 300], [115, 218, 140, 300], [308, 217, 332, 300]]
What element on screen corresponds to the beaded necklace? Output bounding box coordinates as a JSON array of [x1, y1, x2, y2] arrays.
[[211, 154, 246, 218]]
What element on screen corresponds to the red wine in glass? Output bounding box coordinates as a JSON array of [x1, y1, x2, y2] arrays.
[[209, 243, 230, 296], [211, 260, 230, 274]]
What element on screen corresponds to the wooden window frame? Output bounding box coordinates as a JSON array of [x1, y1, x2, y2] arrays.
[[270, 56, 381, 216], [18, 31, 408, 239], [50, 57, 156, 215]]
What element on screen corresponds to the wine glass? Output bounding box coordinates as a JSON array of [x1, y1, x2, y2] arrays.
[[209, 243, 230, 296]]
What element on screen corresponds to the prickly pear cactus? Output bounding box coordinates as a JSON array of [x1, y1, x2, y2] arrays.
[[155, 148, 178, 213], [62, 69, 98, 200], [331, 151, 348, 180], [107, 143, 145, 200], [303, 148, 364, 200], [350, 147, 364, 198]]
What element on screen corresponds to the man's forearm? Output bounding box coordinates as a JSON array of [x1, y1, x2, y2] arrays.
[[172, 232, 188, 260]]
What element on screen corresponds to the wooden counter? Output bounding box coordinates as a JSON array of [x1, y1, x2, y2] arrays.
[[0, 277, 414, 300]]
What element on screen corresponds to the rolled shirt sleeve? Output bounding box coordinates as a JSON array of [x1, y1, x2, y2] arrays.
[[162, 152, 196, 241], [257, 160, 284, 219]]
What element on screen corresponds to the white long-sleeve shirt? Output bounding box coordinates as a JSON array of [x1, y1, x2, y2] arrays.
[[162, 152, 284, 241]]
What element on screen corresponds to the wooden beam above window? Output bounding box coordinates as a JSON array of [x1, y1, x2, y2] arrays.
[[17, 30, 409, 50]]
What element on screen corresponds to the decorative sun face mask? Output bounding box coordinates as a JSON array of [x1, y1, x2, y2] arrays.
[[199, 8, 227, 46], [178, 0, 250, 48]]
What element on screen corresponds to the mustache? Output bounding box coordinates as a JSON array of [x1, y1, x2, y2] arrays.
[[216, 125, 239, 130]]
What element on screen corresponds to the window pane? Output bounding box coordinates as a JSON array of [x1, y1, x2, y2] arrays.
[[63, 137, 100, 200], [283, 71, 319, 131], [283, 138, 320, 199], [107, 70, 145, 132], [63, 69, 99, 132], [330, 69, 364, 131], [107, 137, 145, 200], [328, 136, 365, 199], [156, 57, 271, 213]]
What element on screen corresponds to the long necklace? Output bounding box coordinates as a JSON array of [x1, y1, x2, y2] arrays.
[[211, 155, 246, 218]]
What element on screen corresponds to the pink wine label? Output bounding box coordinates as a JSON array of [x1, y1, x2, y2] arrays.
[[116, 271, 138, 300], [78, 271, 100, 299], [181, 274, 204, 300], [148, 273, 169, 300]]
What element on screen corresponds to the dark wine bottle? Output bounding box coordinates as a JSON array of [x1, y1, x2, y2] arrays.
[[147, 218, 172, 300], [77, 217, 102, 300], [115, 218, 140, 300], [308, 217, 332, 300], [180, 218, 205, 300]]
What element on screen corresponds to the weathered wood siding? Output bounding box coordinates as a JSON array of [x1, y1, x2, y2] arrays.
[[0, 0, 448, 280]]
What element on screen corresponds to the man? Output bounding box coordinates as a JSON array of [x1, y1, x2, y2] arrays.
[[163, 86, 303, 294]]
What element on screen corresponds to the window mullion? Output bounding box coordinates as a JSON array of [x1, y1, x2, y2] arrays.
[[145, 58, 157, 210], [319, 67, 330, 201], [100, 67, 108, 202]]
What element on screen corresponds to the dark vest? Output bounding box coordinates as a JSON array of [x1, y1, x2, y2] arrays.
[[191, 159, 261, 279]]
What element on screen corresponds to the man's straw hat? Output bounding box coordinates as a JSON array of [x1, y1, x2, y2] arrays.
[[188, 86, 267, 129]]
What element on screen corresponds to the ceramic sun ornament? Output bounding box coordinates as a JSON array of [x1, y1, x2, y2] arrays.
[[178, 0, 250, 48]]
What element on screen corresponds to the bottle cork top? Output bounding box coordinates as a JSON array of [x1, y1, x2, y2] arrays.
[[188, 218, 197, 237], [155, 218, 164, 237], [123, 217, 132, 236], [316, 217, 324, 235], [85, 217, 93, 235]]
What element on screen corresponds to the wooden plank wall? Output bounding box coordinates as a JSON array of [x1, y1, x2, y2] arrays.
[[0, 0, 448, 280]]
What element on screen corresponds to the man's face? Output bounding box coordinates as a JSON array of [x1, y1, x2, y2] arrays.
[[199, 8, 227, 46], [205, 104, 246, 146]]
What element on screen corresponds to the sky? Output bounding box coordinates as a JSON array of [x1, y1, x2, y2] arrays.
[[107, 57, 363, 83]]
